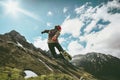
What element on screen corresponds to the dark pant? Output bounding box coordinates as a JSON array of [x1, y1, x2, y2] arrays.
[[48, 43, 64, 58]]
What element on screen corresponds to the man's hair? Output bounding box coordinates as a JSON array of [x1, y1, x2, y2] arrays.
[[55, 25, 61, 31]]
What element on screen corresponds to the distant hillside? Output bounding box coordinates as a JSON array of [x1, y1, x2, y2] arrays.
[[71, 52, 120, 80], [0, 30, 98, 80]]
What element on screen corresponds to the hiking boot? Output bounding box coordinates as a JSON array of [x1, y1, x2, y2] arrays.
[[60, 51, 72, 61]]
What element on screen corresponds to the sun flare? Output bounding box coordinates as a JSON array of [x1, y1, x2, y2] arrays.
[[5, 1, 19, 16], [0, 0, 39, 20]]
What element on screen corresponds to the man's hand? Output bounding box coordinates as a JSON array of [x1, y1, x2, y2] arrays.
[[41, 31, 44, 34], [52, 36, 57, 41], [41, 30, 49, 34]]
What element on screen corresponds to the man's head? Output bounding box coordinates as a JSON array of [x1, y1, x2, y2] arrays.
[[55, 25, 61, 31]]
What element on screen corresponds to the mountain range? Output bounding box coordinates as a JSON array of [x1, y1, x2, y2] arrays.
[[0, 30, 98, 80], [72, 52, 120, 80], [1, 30, 120, 80]]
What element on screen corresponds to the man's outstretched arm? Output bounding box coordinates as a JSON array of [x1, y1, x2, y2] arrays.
[[41, 30, 49, 34]]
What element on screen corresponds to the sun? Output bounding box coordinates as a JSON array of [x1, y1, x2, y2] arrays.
[[0, 0, 40, 20], [4, 0, 19, 16]]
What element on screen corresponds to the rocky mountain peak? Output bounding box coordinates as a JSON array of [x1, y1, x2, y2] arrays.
[[4, 30, 26, 42], [7, 30, 20, 36], [0, 30, 38, 51]]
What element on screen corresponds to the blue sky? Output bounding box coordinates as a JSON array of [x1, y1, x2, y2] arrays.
[[0, 0, 120, 58]]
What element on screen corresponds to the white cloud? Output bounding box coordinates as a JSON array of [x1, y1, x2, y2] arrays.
[[47, 11, 53, 16], [61, 18, 83, 37], [33, 37, 48, 50], [67, 41, 84, 56], [75, 3, 102, 33], [83, 0, 120, 55], [79, 13, 120, 58], [59, 37, 66, 44], [64, 0, 120, 58], [84, 20, 97, 33], [63, 7, 68, 13], [75, 2, 90, 14], [107, 0, 120, 9], [46, 22, 52, 27]]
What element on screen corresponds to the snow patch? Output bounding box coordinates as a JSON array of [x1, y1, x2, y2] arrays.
[[24, 70, 38, 78], [38, 59, 53, 72], [17, 42, 23, 47]]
